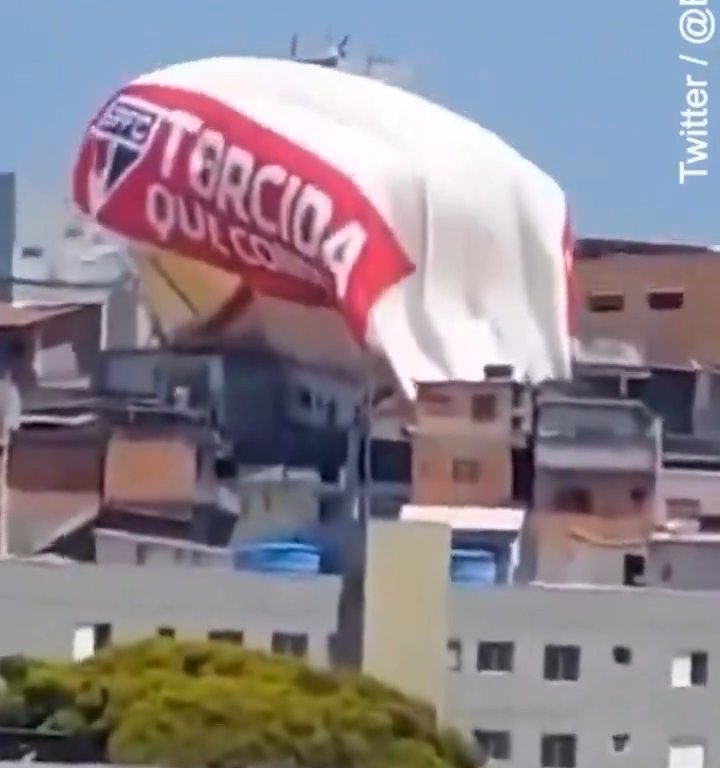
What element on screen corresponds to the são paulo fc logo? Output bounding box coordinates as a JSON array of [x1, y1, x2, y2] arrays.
[[87, 96, 160, 215]]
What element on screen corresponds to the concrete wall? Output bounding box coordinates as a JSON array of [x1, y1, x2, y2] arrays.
[[647, 540, 720, 590], [0, 562, 341, 665], [94, 529, 232, 569], [662, 468, 720, 519], [447, 584, 720, 767], [363, 520, 450, 715], [575, 249, 720, 365]]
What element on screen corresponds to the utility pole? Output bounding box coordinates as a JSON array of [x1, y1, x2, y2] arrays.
[[0, 374, 20, 558]]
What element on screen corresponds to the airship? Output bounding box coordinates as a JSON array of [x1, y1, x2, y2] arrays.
[[72, 56, 574, 397]]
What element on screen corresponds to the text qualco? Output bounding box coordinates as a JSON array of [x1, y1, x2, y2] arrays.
[[146, 111, 368, 297]]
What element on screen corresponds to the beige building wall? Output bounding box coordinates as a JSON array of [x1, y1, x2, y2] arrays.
[[575, 250, 720, 364], [363, 519, 451, 719]]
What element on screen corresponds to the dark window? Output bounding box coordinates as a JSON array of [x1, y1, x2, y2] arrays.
[[326, 400, 337, 428], [553, 487, 592, 514], [541, 734, 576, 768], [271, 632, 308, 658], [21, 246, 43, 258], [691, 652, 708, 685], [136, 543, 148, 565], [94, 623, 112, 652], [452, 459, 481, 484], [587, 292, 624, 312], [474, 730, 511, 761], [370, 439, 411, 483], [613, 646, 632, 665], [157, 627, 175, 638], [700, 517, 720, 532], [630, 487, 647, 506], [190, 550, 203, 565], [208, 630, 244, 644], [447, 639, 462, 672], [477, 642, 514, 672], [484, 364, 514, 379], [471, 393, 497, 421], [628, 369, 694, 434], [648, 290, 684, 310], [298, 388, 313, 408], [623, 554, 645, 586], [544, 645, 580, 681], [612, 734, 630, 754]]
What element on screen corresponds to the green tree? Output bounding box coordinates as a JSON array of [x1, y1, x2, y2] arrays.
[[0, 640, 484, 768]]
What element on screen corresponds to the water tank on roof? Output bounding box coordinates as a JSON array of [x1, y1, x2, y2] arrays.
[[451, 548, 497, 585], [233, 541, 321, 574]]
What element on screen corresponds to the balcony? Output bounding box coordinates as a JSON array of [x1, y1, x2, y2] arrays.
[[535, 397, 659, 473]]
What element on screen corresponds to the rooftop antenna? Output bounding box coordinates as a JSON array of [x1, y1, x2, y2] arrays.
[[361, 49, 414, 87], [290, 33, 350, 69]]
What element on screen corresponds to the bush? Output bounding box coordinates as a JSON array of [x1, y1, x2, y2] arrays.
[[1, 639, 483, 768]]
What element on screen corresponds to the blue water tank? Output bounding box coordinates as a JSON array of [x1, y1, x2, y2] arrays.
[[234, 541, 322, 574], [451, 548, 497, 585]]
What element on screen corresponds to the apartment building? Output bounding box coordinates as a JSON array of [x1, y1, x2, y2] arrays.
[[575, 238, 720, 366], [520, 391, 661, 586], [0, 520, 718, 768], [447, 584, 718, 768], [0, 561, 341, 667]]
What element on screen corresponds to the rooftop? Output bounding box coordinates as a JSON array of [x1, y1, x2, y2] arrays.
[[0, 302, 88, 329]]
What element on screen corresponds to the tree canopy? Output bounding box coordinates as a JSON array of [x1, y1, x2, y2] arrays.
[[0, 639, 483, 768]]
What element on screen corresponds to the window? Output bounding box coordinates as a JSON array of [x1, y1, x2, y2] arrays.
[[136, 543, 148, 565], [477, 642, 514, 673], [672, 652, 708, 687], [612, 734, 630, 754], [648, 290, 684, 310], [623, 554, 646, 586], [452, 459, 481, 484], [668, 742, 705, 768], [271, 632, 308, 658], [72, 623, 112, 662], [21, 246, 43, 259], [327, 400, 337, 428], [208, 630, 244, 644], [157, 627, 176, 638], [553, 487, 592, 514], [474, 730, 511, 761], [471, 393, 497, 422], [630, 487, 647, 506], [190, 550, 203, 566], [544, 645, 580, 681], [541, 734, 577, 768], [447, 639, 462, 672], [587, 292, 624, 313], [613, 646, 632, 665]]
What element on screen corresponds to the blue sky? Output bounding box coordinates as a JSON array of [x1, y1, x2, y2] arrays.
[[0, 0, 718, 243]]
